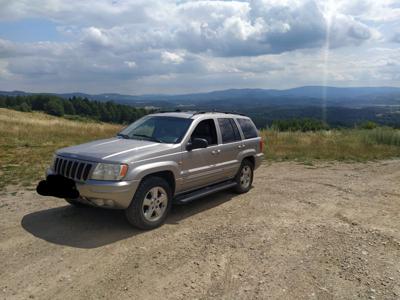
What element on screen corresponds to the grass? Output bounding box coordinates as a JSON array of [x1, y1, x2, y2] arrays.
[[0, 108, 122, 190], [261, 128, 400, 162], [1, 108, 399, 189]]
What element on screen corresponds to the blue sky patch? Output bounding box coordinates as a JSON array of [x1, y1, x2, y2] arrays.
[[0, 18, 65, 42]]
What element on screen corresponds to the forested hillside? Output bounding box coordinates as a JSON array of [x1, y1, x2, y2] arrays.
[[0, 94, 148, 124]]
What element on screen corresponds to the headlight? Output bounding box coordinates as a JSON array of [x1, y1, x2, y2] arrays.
[[90, 163, 128, 181]]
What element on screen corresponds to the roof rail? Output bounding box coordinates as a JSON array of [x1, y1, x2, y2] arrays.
[[152, 109, 247, 117], [192, 111, 247, 117], [154, 109, 188, 113]]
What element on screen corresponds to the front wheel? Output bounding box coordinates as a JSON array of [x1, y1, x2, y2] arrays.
[[125, 177, 172, 230], [233, 160, 254, 194]]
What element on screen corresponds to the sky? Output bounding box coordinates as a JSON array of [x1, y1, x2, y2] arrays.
[[0, 0, 399, 94]]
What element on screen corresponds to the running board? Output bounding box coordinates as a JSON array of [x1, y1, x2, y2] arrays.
[[174, 181, 237, 204]]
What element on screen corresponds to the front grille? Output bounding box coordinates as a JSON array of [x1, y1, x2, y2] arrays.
[[54, 157, 93, 181]]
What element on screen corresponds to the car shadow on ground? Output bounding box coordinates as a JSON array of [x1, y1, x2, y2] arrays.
[[21, 191, 237, 249]]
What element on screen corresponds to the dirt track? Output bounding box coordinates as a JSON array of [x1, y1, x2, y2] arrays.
[[1, 161, 400, 300]]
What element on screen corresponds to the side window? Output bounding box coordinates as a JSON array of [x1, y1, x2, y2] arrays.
[[218, 118, 241, 144], [230, 119, 241, 140], [237, 118, 258, 139], [191, 119, 218, 146]]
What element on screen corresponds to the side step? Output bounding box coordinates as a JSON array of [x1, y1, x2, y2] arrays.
[[174, 180, 237, 204]]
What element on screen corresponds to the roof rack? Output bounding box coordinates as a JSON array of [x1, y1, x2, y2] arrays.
[[152, 109, 247, 117], [155, 109, 182, 113], [192, 111, 247, 117]]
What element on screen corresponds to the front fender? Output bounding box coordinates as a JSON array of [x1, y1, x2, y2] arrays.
[[128, 161, 181, 181]]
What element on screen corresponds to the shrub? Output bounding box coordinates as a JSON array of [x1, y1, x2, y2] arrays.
[[359, 121, 378, 130]]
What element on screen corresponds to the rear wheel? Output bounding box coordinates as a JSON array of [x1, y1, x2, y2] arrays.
[[125, 176, 172, 230], [233, 159, 254, 194]]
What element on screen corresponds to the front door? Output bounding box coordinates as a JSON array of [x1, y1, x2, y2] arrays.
[[180, 118, 222, 192]]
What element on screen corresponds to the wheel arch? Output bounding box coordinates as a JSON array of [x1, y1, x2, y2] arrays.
[[130, 162, 179, 196], [140, 170, 176, 196], [242, 155, 255, 168]]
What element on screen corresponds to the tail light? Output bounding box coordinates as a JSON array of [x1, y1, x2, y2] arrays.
[[259, 137, 264, 152]]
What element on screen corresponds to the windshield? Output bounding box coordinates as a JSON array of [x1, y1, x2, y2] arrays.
[[118, 116, 193, 144]]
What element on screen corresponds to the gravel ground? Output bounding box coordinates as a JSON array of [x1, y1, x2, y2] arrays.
[[0, 160, 400, 300]]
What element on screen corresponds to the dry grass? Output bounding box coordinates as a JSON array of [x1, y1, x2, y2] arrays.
[[262, 129, 400, 162], [0, 108, 122, 190]]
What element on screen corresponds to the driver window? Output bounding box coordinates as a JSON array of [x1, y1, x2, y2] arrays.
[[191, 119, 218, 146]]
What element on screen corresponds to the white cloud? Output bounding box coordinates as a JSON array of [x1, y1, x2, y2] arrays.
[[0, 0, 398, 93], [124, 61, 137, 69], [82, 27, 110, 48], [161, 51, 185, 64]]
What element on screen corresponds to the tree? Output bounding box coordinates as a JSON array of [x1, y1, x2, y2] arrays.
[[63, 100, 76, 115], [44, 99, 64, 116]]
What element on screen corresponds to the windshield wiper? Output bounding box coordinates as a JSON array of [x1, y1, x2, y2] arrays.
[[132, 134, 162, 143], [117, 133, 130, 139]]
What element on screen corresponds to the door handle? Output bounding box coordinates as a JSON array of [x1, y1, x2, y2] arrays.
[[211, 149, 221, 155], [238, 144, 246, 149]]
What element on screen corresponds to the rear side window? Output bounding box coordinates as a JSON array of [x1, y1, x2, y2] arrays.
[[237, 118, 258, 139], [218, 118, 241, 143]]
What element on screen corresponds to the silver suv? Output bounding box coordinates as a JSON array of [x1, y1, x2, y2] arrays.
[[37, 111, 264, 229]]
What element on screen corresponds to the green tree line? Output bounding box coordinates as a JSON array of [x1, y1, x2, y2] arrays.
[[0, 94, 149, 124]]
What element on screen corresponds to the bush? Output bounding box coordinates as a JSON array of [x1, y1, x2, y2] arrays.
[[359, 121, 378, 130], [16, 102, 32, 112], [271, 118, 329, 132]]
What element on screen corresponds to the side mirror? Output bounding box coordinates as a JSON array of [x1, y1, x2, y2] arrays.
[[186, 138, 208, 151]]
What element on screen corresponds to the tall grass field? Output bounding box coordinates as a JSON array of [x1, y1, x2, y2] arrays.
[[262, 128, 400, 161], [0, 108, 399, 189], [0, 108, 121, 190]]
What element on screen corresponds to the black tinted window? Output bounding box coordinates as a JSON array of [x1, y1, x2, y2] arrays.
[[218, 118, 241, 143], [191, 119, 218, 145], [237, 118, 258, 139]]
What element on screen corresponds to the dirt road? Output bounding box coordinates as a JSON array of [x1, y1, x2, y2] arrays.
[[1, 161, 400, 299]]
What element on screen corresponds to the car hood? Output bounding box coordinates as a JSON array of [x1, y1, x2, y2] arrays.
[[56, 137, 172, 162]]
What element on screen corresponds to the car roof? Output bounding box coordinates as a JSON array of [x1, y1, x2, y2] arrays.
[[149, 111, 249, 119]]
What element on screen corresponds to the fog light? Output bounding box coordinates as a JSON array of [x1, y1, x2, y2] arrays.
[[93, 199, 104, 206], [105, 200, 114, 207]]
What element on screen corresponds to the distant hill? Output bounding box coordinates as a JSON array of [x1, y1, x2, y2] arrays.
[[1, 86, 400, 108], [1, 86, 400, 128]]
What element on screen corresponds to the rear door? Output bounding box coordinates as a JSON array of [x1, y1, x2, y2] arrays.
[[215, 118, 243, 180], [236, 117, 260, 153]]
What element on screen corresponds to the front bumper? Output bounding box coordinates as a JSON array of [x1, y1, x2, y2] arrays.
[[39, 171, 140, 209], [75, 178, 140, 209]]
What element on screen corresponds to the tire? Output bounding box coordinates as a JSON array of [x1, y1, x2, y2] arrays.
[[125, 176, 172, 230], [65, 198, 91, 207], [233, 159, 254, 194]]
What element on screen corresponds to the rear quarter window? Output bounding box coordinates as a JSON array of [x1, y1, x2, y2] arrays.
[[237, 118, 258, 139]]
